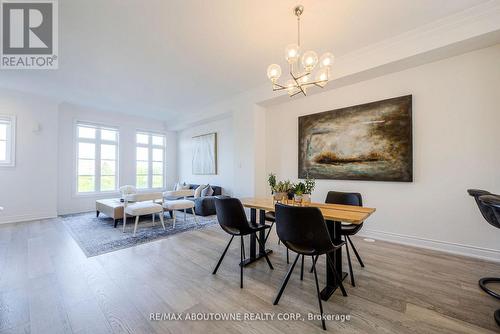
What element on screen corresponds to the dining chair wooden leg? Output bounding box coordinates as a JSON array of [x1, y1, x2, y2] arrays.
[[312, 256, 327, 331], [344, 235, 355, 286], [326, 254, 348, 297], [192, 209, 198, 225], [273, 253, 300, 305], [347, 235, 365, 267], [286, 248, 289, 264], [255, 235, 273, 270], [122, 214, 127, 232], [133, 216, 140, 237], [212, 235, 234, 275], [300, 255, 305, 280], [240, 235, 244, 288], [160, 211, 165, 230]]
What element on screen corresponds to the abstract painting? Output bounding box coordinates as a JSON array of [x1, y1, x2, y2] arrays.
[[192, 133, 217, 175], [298, 95, 412, 182]]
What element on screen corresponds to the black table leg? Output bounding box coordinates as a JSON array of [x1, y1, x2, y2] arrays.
[[258, 210, 267, 254], [320, 220, 348, 301], [241, 208, 273, 267], [249, 208, 257, 259]]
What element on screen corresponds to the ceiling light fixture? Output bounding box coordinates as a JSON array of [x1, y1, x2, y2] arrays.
[[266, 5, 334, 97]]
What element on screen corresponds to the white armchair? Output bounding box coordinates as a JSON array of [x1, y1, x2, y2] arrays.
[[122, 191, 165, 236]]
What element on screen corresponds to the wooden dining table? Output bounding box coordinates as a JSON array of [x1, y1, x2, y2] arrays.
[[240, 197, 376, 301]]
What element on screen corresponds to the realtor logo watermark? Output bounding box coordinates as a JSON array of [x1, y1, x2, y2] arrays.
[[1, 0, 58, 69]]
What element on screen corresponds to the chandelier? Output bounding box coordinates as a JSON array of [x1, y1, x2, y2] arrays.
[[266, 5, 334, 97]]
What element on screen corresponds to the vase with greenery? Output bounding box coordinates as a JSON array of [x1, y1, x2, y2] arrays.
[[273, 181, 288, 201], [293, 182, 306, 203], [268, 173, 276, 195], [283, 180, 295, 200], [303, 175, 316, 203]]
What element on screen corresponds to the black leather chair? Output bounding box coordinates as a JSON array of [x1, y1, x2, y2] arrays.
[[310, 191, 365, 286], [212, 197, 274, 288], [264, 211, 291, 263], [273, 203, 347, 330], [467, 189, 500, 326]]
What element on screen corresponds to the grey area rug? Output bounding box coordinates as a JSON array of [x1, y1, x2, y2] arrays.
[[61, 211, 218, 257]]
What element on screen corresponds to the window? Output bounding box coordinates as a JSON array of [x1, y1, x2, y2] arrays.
[[136, 131, 165, 189], [0, 115, 15, 167], [76, 123, 119, 193]]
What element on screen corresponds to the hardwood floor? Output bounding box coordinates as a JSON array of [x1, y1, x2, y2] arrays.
[[0, 217, 498, 333]]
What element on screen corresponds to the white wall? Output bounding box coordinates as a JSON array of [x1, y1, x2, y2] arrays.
[[264, 44, 500, 260], [177, 117, 234, 195], [58, 103, 177, 215], [0, 89, 59, 223]]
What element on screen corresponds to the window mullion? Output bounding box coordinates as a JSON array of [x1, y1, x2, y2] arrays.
[[148, 140, 153, 188], [95, 129, 102, 192]]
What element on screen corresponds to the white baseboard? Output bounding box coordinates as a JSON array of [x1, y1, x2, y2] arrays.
[[358, 229, 500, 263], [0, 211, 58, 225]]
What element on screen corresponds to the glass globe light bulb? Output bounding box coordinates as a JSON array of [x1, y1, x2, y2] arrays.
[[315, 68, 329, 87], [319, 52, 335, 68], [285, 79, 296, 93], [285, 44, 300, 63], [266, 64, 282, 82], [301, 51, 318, 71], [299, 74, 310, 85]]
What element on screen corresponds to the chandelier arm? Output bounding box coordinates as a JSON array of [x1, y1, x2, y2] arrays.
[[273, 83, 287, 89], [295, 71, 311, 80], [300, 79, 328, 88], [273, 84, 287, 90], [291, 74, 306, 96], [290, 90, 304, 98], [298, 84, 307, 96]]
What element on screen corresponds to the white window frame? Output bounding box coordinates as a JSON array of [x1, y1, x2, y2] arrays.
[[135, 130, 166, 190], [0, 115, 16, 167], [75, 122, 120, 195]]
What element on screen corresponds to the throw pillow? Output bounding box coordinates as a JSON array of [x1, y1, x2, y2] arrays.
[[181, 183, 190, 190], [201, 184, 214, 197], [194, 184, 206, 198]]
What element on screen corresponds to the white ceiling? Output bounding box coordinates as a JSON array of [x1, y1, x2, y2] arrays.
[[0, 0, 488, 121]]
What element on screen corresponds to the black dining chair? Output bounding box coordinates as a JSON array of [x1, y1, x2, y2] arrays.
[[274, 203, 347, 330], [311, 191, 364, 287], [265, 211, 291, 264], [467, 189, 500, 326], [212, 197, 274, 288]]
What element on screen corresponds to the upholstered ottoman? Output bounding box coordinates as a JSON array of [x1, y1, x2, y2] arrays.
[[163, 200, 198, 228], [96, 198, 124, 227]]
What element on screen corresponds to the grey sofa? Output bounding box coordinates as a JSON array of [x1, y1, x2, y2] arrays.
[[186, 184, 222, 216]]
